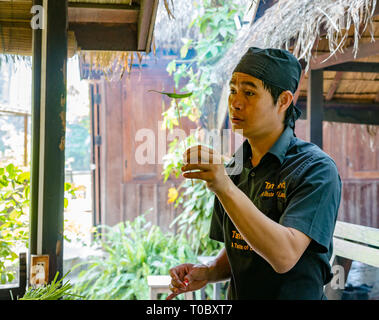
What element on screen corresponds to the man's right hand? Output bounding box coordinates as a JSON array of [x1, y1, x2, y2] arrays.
[[166, 263, 209, 300]]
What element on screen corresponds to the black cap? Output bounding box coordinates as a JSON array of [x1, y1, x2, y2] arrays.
[[233, 47, 302, 128]]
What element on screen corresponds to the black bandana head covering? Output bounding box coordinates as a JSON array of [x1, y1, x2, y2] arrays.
[[232, 47, 302, 128]]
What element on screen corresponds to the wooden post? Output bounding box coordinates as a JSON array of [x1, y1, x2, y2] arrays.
[[23, 115, 28, 167], [306, 69, 323, 148], [29, 0, 42, 259], [32, 0, 68, 283]]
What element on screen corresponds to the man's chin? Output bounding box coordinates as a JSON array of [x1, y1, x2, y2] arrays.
[[231, 125, 245, 136]]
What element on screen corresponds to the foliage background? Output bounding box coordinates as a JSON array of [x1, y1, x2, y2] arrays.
[[71, 213, 198, 300], [0, 164, 78, 285], [162, 0, 245, 256]]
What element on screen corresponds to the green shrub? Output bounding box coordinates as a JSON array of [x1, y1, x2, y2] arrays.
[[0, 164, 29, 284], [162, 0, 244, 256], [0, 163, 78, 284], [70, 213, 198, 300]]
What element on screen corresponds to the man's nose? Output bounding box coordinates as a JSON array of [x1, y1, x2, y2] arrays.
[[229, 95, 243, 110]]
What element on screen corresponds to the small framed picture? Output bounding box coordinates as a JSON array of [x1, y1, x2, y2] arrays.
[[30, 255, 49, 288]]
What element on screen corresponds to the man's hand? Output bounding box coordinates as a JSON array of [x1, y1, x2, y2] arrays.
[[166, 263, 209, 300], [181, 145, 232, 195]]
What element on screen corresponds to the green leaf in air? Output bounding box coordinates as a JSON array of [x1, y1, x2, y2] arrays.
[[148, 90, 193, 99]]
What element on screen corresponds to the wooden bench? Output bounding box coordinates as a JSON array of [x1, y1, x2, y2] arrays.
[[148, 221, 379, 300], [325, 221, 379, 299], [147, 275, 194, 300]]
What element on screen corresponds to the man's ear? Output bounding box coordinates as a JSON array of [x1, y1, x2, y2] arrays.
[[277, 90, 294, 114]]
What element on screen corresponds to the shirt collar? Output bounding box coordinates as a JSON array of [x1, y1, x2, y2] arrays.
[[267, 125, 295, 164], [229, 126, 294, 169]]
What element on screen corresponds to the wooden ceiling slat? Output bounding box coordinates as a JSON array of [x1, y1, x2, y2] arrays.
[[0, 1, 32, 21], [70, 22, 137, 51], [137, 0, 158, 52], [68, 7, 139, 24]]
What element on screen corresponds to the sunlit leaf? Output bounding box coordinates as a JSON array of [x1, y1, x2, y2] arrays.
[[148, 90, 193, 99]]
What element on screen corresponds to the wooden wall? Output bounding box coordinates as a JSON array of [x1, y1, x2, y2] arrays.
[[94, 55, 195, 233], [295, 120, 379, 228]]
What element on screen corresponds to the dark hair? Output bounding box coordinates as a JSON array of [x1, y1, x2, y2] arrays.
[[261, 81, 295, 129]]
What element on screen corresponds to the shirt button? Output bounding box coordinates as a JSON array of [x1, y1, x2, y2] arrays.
[[251, 172, 255, 177]]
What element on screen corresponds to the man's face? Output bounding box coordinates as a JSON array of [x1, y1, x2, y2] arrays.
[[228, 72, 283, 139]]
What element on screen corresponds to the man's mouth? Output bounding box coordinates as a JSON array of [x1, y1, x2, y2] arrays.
[[231, 116, 243, 123]]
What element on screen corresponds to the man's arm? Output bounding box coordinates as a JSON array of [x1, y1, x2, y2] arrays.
[[216, 184, 311, 274], [206, 247, 231, 283], [182, 146, 311, 274]]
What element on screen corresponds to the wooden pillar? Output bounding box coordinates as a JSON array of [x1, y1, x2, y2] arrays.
[[30, 0, 68, 283], [29, 0, 42, 259], [306, 69, 324, 148], [23, 115, 28, 167]]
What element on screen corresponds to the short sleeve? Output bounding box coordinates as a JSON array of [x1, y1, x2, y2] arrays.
[[279, 157, 342, 253], [209, 196, 225, 243]]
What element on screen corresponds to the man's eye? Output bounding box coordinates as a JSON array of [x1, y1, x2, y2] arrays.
[[229, 88, 236, 94], [245, 91, 254, 96]]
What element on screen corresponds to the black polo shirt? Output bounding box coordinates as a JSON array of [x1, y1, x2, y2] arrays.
[[209, 126, 342, 300]]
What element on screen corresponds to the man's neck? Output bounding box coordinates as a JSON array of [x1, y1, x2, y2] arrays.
[[247, 125, 285, 167]]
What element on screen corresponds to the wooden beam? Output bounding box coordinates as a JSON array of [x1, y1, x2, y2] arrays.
[[310, 41, 379, 70], [68, 2, 139, 10], [24, 114, 28, 167], [325, 71, 343, 101], [323, 105, 379, 125], [68, 6, 139, 24], [297, 100, 379, 125], [324, 62, 379, 73], [306, 70, 324, 148], [137, 0, 159, 52], [375, 90, 379, 103], [29, 0, 42, 262], [70, 23, 137, 51], [375, 0, 379, 16], [293, 69, 305, 104], [36, 0, 67, 283]]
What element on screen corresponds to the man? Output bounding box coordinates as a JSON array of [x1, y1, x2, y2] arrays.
[[167, 47, 341, 300]]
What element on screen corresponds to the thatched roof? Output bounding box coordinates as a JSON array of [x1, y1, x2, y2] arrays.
[[153, 0, 198, 50], [213, 0, 378, 82], [153, 0, 253, 50]]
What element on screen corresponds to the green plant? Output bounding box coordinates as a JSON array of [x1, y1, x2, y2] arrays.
[[0, 163, 79, 284], [164, 0, 244, 131], [162, 0, 243, 255], [70, 212, 198, 300], [170, 180, 221, 256], [19, 271, 83, 300], [0, 164, 29, 284]]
